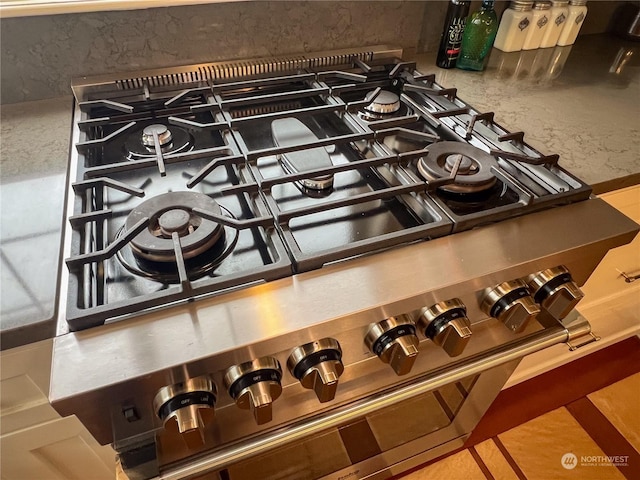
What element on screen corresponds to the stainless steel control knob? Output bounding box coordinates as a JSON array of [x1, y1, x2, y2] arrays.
[[527, 266, 584, 321], [224, 356, 282, 425], [287, 338, 344, 403], [365, 316, 419, 376], [417, 299, 472, 357], [481, 279, 541, 333], [153, 375, 217, 449]]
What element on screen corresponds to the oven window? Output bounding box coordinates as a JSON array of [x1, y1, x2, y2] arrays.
[[367, 376, 478, 451], [224, 429, 351, 480], [221, 375, 479, 480]]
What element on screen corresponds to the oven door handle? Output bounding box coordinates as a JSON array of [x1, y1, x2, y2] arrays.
[[158, 317, 591, 480]]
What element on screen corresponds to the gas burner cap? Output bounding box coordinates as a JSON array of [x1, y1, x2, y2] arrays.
[[444, 154, 475, 174], [126, 192, 224, 263], [364, 90, 401, 115], [125, 123, 192, 160], [418, 142, 498, 194], [142, 124, 173, 148], [158, 209, 191, 236]]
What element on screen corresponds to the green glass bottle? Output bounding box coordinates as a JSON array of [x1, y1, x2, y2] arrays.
[[457, 0, 498, 71]]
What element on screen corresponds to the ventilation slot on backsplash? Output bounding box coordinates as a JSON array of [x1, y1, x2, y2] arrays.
[[114, 50, 376, 90], [116, 71, 202, 90], [197, 56, 307, 81], [307, 52, 373, 69]]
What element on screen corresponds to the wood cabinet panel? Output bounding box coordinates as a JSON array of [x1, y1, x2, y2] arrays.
[[1, 340, 57, 435], [580, 185, 640, 307], [1, 416, 115, 480], [1, 339, 116, 479]]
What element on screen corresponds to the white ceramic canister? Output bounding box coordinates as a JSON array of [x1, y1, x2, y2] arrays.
[[540, 0, 570, 47], [523, 1, 552, 50], [493, 1, 535, 52], [557, 0, 588, 46]]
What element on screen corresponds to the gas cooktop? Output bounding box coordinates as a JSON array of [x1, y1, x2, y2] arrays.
[[63, 46, 591, 331]]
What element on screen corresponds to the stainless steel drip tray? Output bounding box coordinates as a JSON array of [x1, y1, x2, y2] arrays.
[[259, 151, 453, 270], [230, 89, 453, 271]]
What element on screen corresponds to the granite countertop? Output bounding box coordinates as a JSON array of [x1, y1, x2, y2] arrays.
[[411, 34, 640, 192], [1, 33, 638, 349], [0, 97, 72, 349]]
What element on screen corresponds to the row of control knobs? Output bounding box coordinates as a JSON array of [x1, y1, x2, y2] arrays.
[[365, 265, 583, 374], [153, 338, 344, 442], [152, 266, 582, 443]]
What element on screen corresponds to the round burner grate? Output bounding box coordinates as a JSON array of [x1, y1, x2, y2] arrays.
[[117, 192, 238, 283], [126, 191, 224, 263], [418, 142, 498, 194]]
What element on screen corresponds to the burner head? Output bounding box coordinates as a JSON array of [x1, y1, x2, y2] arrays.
[[444, 154, 476, 174], [364, 90, 401, 115], [126, 192, 225, 263], [418, 142, 498, 194], [142, 124, 173, 148], [125, 123, 192, 160]]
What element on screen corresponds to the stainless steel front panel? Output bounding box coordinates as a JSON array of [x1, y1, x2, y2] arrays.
[[49, 198, 638, 449], [156, 318, 586, 480]]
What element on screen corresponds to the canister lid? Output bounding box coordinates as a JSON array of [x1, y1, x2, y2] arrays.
[[551, 0, 569, 5], [569, 0, 587, 5], [534, 1, 552, 9], [509, 1, 534, 11]]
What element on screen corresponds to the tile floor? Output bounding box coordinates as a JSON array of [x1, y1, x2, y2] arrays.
[[401, 372, 640, 480]]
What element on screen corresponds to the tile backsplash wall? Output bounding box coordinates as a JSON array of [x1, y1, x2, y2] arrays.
[[1, 1, 444, 104]]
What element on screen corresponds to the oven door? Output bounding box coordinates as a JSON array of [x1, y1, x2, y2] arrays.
[[148, 316, 593, 480]]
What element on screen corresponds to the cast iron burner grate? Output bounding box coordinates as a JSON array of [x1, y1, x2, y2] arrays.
[[64, 91, 292, 330], [63, 51, 592, 330]]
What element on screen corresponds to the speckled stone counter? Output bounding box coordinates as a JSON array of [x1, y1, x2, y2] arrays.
[[411, 34, 640, 190], [0, 97, 72, 349], [1, 34, 638, 348]]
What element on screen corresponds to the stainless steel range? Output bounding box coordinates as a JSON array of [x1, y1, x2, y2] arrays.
[[50, 46, 639, 480]]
